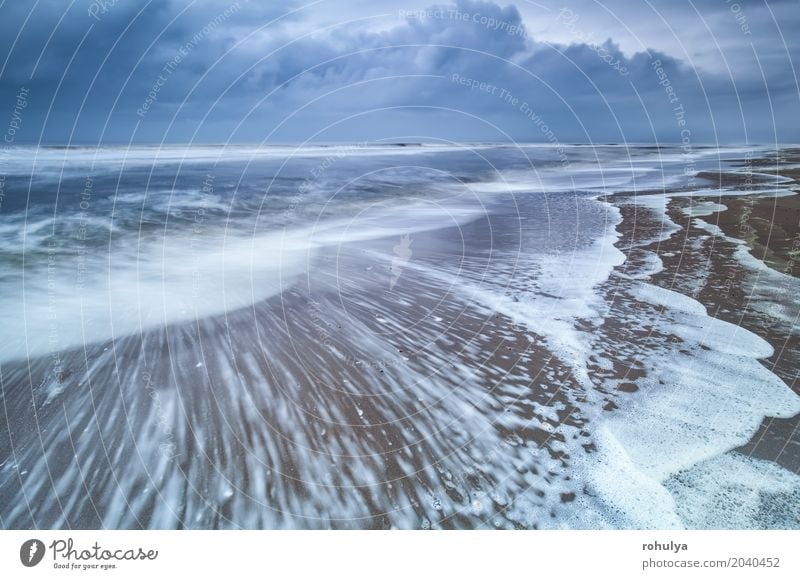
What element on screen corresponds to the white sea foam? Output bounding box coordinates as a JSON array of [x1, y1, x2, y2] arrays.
[[665, 451, 800, 529], [1, 144, 495, 175], [691, 213, 800, 327], [616, 193, 682, 245], [733, 244, 800, 327], [572, 168, 800, 528], [570, 425, 684, 529], [682, 201, 727, 217], [372, 199, 625, 394], [0, 200, 482, 363], [0, 230, 309, 362], [468, 166, 653, 196], [577, 278, 800, 529], [616, 250, 664, 279]]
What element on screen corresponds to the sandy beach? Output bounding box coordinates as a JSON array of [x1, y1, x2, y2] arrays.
[[1, 144, 799, 529]]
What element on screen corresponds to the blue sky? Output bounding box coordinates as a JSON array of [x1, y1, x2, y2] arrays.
[[0, 0, 797, 144]]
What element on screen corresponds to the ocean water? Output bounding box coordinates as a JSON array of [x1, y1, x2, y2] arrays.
[[0, 143, 798, 529]]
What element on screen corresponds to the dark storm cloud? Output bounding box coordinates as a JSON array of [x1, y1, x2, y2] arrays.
[[0, 0, 301, 142], [0, 0, 796, 143]]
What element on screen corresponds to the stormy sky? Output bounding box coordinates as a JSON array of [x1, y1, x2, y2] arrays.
[[0, 0, 797, 144]]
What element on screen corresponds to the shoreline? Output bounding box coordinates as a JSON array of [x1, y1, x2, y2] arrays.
[[607, 150, 800, 475], [2, 146, 799, 529]]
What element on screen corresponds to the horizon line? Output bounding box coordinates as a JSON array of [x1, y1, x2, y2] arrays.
[[6, 141, 800, 147]]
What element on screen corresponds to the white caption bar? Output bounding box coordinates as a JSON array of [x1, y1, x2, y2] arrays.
[[1, 530, 799, 577]]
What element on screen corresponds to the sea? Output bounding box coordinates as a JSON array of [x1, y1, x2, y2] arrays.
[[0, 143, 798, 528]]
